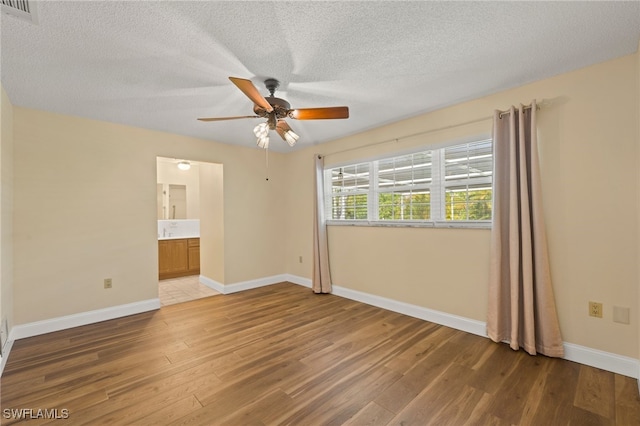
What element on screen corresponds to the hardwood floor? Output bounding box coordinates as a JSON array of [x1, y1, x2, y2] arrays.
[[1, 282, 639, 425]]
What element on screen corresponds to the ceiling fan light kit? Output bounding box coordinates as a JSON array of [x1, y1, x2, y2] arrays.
[[253, 122, 270, 149], [198, 77, 349, 149]]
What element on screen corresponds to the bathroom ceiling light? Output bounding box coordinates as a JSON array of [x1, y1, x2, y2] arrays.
[[177, 161, 191, 171]]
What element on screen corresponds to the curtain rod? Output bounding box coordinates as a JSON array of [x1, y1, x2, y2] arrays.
[[497, 102, 538, 118], [324, 115, 492, 158], [324, 100, 544, 158]]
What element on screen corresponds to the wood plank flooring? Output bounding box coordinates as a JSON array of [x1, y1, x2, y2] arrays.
[[1, 282, 639, 425]]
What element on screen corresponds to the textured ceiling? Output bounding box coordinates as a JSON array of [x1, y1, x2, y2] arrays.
[[1, 1, 639, 152]]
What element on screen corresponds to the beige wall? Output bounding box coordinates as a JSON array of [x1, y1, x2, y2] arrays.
[[0, 85, 14, 345], [637, 41, 640, 376], [12, 108, 287, 324], [284, 53, 640, 358], [199, 162, 225, 283]]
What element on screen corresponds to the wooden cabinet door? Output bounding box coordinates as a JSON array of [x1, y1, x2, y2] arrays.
[[187, 238, 200, 273], [158, 240, 173, 275], [159, 239, 189, 278], [171, 239, 189, 273], [188, 246, 200, 272]]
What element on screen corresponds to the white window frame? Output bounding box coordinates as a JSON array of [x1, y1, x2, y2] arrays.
[[324, 138, 493, 229]]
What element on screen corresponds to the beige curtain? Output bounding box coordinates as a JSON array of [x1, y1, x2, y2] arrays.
[[487, 101, 564, 357], [313, 155, 332, 293]]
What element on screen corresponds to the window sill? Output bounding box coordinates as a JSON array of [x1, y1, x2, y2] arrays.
[[326, 220, 491, 229]]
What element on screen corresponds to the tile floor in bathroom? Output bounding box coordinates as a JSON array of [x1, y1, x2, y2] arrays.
[[158, 275, 221, 306]]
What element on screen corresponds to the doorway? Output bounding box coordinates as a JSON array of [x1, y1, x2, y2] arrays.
[[156, 157, 224, 305]]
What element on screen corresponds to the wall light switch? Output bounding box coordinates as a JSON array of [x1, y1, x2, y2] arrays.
[[613, 306, 630, 324]]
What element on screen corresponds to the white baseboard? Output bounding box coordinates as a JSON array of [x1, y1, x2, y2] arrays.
[[284, 274, 639, 379], [8, 298, 160, 342], [330, 282, 487, 338], [199, 275, 225, 293], [563, 342, 639, 378], [283, 274, 312, 288], [0, 338, 15, 376], [200, 274, 293, 294]]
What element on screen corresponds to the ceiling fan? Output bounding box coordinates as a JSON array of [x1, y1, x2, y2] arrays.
[[198, 77, 349, 149]]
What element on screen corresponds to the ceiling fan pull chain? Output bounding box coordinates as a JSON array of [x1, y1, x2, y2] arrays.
[[265, 148, 269, 181]]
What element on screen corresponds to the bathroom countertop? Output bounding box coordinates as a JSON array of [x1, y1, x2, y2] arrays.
[[158, 235, 200, 241]]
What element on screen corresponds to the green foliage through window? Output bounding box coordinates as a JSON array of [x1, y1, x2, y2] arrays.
[[445, 187, 492, 220], [379, 192, 431, 220], [332, 194, 368, 220]]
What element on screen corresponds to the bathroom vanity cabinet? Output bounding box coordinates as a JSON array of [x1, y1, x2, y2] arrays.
[[159, 238, 200, 280]]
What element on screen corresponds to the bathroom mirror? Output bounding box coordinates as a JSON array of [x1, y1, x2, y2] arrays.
[[157, 184, 187, 219]]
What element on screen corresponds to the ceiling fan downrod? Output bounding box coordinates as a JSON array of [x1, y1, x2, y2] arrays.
[[264, 78, 280, 97]]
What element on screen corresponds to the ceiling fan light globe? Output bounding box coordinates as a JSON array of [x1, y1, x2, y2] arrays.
[[253, 122, 268, 137], [257, 135, 269, 149], [284, 130, 299, 147]]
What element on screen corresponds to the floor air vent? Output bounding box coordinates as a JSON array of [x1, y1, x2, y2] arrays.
[[1, 0, 38, 24]]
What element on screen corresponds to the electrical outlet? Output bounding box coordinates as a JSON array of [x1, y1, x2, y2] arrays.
[[104, 278, 113, 289], [589, 301, 603, 318]]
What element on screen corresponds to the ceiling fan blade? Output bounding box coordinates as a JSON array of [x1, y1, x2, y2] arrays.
[[197, 115, 260, 122], [229, 77, 273, 113], [289, 106, 349, 120]]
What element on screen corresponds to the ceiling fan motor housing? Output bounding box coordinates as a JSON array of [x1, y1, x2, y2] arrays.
[[254, 96, 291, 119]]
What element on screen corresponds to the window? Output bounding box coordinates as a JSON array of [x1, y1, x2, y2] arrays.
[[443, 140, 493, 221], [325, 139, 492, 227], [329, 163, 370, 220]]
